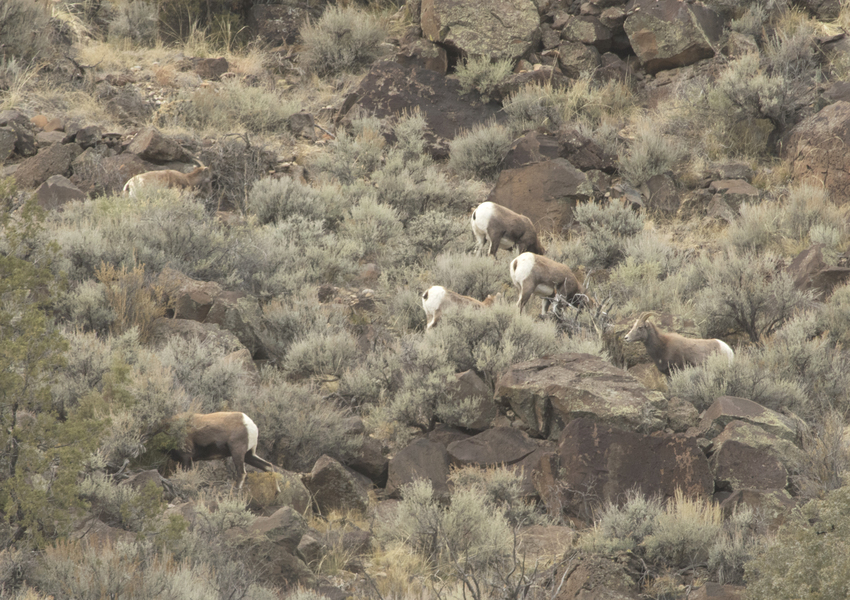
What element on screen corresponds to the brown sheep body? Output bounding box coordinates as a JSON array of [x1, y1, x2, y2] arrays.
[[123, 163, 211, 197], [510, 252, 586, 315], [169, 412, 279, 492], [471, 202, 545, 258], [421, 285, 501, 329], [624, 312, 735, 376]]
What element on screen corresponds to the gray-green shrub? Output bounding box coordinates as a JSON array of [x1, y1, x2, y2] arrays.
[[108, 0, 158, 45], [454, 56, 514, 103], [667, 350, 808, 414], [618, 118, 683, 188], [240, 371, 360, 471], [694, 249, 812, 342], [246, 176, 347, 226], [447, 122, 512, 181], [299, 5, 387, 76], [572, 199, 645, 269], [0, 0, 53, 63]]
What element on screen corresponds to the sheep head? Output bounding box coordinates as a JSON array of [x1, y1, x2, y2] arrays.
[[624, 311, 658, 343]]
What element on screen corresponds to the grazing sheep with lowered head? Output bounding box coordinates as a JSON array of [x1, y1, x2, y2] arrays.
[[123, 160, 212, 198], [471, 201, 545, 258], [624, 312, 734, 376], [421, 285, 501, 329], [510, 252, 588, 315], [169, 412, 280, 493]]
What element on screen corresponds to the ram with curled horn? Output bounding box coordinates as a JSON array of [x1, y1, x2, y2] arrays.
[[624, 311, 734, 376]]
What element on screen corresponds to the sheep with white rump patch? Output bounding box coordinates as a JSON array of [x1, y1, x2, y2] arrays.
[[471, 201, 545, 258], [123, 159, 212, 198], [510, 252, 588, 315], [623, 312, 734, 376], [169, 411, 280, 493], [421, 285, 501, 329]]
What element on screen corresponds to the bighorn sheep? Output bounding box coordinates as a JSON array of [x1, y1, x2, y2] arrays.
[[510, 252, 587, 315], [624, 312, 735, 376], [122, 159, 212, 197], [471, 201, 545, 258], [169, 412, 280, 492], [421, 285, 501, 329]]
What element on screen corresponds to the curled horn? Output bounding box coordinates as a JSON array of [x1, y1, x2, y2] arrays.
[[637, 311, 658, 325], [192, 156, 206, 168]]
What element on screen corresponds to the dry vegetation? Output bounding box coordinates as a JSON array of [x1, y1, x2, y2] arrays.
[[4, 0, 850, 598]]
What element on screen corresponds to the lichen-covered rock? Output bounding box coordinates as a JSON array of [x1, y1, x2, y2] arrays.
[[485, 159, 591, 235], [624, 0, 723, 74], [302, 455, 370, 514], [699, 396, 798, 442], [386, 438, 450, 499], [782, 100, 850, 201], [496, 353, 667, 439], [420, 0, 539, 61], [548, 418, 714, 518]]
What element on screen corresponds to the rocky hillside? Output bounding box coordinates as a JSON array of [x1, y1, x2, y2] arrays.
[[3, 0, 850, 598]]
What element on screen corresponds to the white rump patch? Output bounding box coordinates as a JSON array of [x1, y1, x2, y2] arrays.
[[716, 340, 735, 363], [242, 413, 259, 451], [510, 252, 536, 289], [422, 285, 447, 327]]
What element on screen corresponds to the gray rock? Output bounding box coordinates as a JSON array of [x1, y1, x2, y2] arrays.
[[420, 0, 539, 61]]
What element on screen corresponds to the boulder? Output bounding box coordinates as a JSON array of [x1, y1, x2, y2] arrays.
[[147, 317, 246, 354], [495, 353, 667, 439], [35, 130, 66, 147], [499, 131, 561, 171], [711, 439, 789, 492], [346, 435, 388, 488], [557, 126, 617, 173], [551, 552, 642, 600], [718, 488, 795, 525], [446, 427, 539, 467], [557, 41, 602, 78], [257, 470, 312, 515], [698, 396, 798, 442], [105, 86, 154, 124], [560, 16, 613, 52], [246, 506, 307, 554], [623, 0, 723, 74], [712, 419, 803, 473], [14, 143, 82, 189], [126, 127, 194, 163], [339, 61, 504, 158], [787, 244, 850, 299], [193, 57, 229, 80], [385, 438, 450, 499], [74, 125, 102, 148], [157, 267, 225, 322], [782, 101, 850, 201], [420, 0, 539, 61], [302, 455, 371, 515], [707, 178, 760, 206], [34, 174, 85, 210], [485, 158, 592, 235], [448, 369, 498, 430], [643, 172, 680, 213], [205, 291, 266, 359], [396, 37, 449, 74], [0, 127, 17, 162], [552, 418, 715, 516], [288, 111, 316, 140]]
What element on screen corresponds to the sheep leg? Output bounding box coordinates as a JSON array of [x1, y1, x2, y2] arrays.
[[488, 232, 504, 258], [517, 286, 535, 314], [231, 450, 247, 490], [541, 297, 552, 316]]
